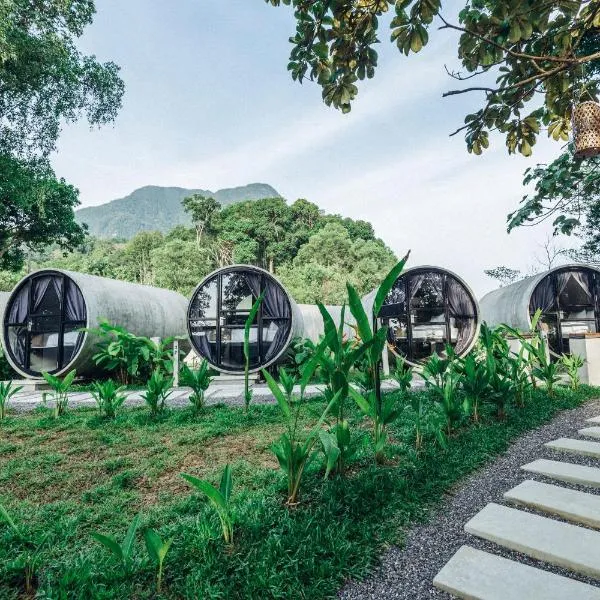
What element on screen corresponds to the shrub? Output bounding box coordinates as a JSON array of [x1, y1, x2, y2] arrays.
[[561, 353, 585, 390]]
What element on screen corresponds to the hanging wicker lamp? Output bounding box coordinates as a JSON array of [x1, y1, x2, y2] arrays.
[[572, 100, 600, 158]]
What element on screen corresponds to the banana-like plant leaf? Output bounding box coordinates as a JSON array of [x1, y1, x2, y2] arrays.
[[348, 385, 372, 416], [91, 532, 124, 561], [219, 464, 233, 504], [262, 369, 291, 419], [181, 473, 227, 513], [347, 283, 372, 342], [317, 302, 340, 354], [373, 251, 410, 317], [121, 514, 140, 561], [318, 430, 340, 479]]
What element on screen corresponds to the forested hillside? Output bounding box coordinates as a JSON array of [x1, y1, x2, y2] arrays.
[[1, 197, 396, 304], [75, 183, 280, 238]]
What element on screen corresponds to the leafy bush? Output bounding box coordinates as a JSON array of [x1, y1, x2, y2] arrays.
[[42, 369, 76, 418], [0, 347, 18, 381], [90, 321, 178, 384], [90, 379, 127, 419], [0, 380, 22, 419], [561, 353, 585, 390]]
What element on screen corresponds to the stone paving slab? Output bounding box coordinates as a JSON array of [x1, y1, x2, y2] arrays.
[[545, 437, 600, 459], [522, 459, 600, 488], [587, 416, 600, 424], [580, 427, 600, 440], [433, 545, 600, 600], [465, 502, 600, 579], [504, 479, 600, 529]]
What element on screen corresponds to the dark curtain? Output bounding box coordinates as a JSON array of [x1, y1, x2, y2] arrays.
[[7, 326, 26, 365], [244, 272, 291, 362], [530, 277, 556, 313], [8, 286, 28, 324], [64, 280, 86, 321], [570, 271, 593, 302], [408, 273, 427, 305], [194, 328, 216, 363], [32, 276, 52, 312], [447, 278, 476, 354]]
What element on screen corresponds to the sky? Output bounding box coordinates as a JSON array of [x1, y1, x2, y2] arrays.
[[51, 0, 570, 297]]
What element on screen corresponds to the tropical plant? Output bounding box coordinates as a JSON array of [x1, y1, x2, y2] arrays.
[[144, 528, 174, 594], [458, 354, 489, 422], [142, 370, 173, 417], [0, 380, 22, 419], [0, 504, 50, 595], [561, 353, 585, 390], [403, 392, 446, 451], [181, 464, 234, 544], [91, 514, 140, 573], [421, 352, 451, 388], [532, 350, 563, 396], [42, 369, 76, 418], [263, 362, 339, 504], [90, 379, 127, 419], [391, 358, 413, 394], [180, 361, 217, 414], [90, 321, 156, 384], [148, 336, 179, 375], [243, 293, 265, 412], [424, 365, 463, 435]]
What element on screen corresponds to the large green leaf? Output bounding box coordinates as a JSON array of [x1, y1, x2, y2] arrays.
[[181, 473, 227, 513], [91, 532, 124, 561], [373, 251, 410, 317], [121, 514, 140, 560], [262, 369, 291, 419], [347, 283, 372, 343], [219, 464, 233, 504], [317, 302, 340, 354]]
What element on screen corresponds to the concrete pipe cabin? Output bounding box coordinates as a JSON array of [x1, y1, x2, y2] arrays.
[[479, 264, 600, 357], [363, 266, 481, 366], [2, 269, 189, 379], [187, 265, 311, 374]]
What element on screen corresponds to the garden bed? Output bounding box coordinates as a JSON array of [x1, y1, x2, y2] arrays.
[[0, 387, 598, 598]]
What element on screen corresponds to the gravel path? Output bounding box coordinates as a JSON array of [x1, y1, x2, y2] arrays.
[[339, 398, 600, 600]]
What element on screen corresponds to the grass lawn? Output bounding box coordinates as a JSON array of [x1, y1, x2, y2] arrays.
[[0, 386, 598, 599]]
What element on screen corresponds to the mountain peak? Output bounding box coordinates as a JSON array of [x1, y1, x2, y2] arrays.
[[76, 183, 281, 239]]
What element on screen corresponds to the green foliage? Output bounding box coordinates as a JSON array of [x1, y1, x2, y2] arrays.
[[268, 1, 597, 158], [458, 353, 490, 422], [142, 371, 173, 417], [91, 514, 140, 573], [0, 503, 50, 595], [182, 194, 221, 246], [42, 369, 76, 418], [264, 367, 339, 503], [243, 293, 264, 412], [180, 362, 217, 414], [144, 528, 174, 594], [0, 380, 22, 419], [90, 321, 173, 384], [422, 360, 464, 435], [90, 379, 127, 419], [181, 465, 235, 544], [0, 154, 87, 271], [561, 353, 585, 390], [391, 359, 413, 394]]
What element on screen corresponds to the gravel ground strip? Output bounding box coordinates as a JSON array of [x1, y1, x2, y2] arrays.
[[339, 398, 600, 600]]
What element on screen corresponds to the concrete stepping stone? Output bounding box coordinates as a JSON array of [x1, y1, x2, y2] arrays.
[[522, 459, 600, 488], [504, 479, 600, 528], [465, 503, 600, 579], [433, 545, 600, 600], [545, 437, 600, 459], [587, 416, 600, 424], [581, 427, 600, 440]]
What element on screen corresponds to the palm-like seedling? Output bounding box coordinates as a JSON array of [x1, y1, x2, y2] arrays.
[[180, 361, 217, 413], [263, 362, 339, 503], [0, 380, 23, 419], [142, 370, 173, 417], [144, 528, 174, 594], [561, 353, 585, 390], [459, 354, 489, 422], [90, 379, 127, 419], [91, 514, 140, 573], [181, 464, 235, 544], [42, 369, 76, 418]]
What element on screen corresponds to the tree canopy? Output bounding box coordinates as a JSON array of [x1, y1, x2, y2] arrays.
[[2, 197, 397, 303], [0, 154, 86, 271], [0, 0, 124, 159], [267, 0, 600, 156]]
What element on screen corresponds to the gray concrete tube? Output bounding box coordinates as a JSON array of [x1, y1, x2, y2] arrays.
[[362, 265, 481, 366], [2, 269, 189, 379], [479, 264, 600, 330]]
